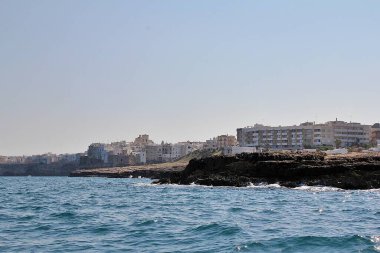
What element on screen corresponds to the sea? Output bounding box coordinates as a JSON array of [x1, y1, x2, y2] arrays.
[[0, 177, 379, 253]]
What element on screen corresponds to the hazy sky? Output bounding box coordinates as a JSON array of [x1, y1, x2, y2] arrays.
[[1, 0, 379, 155]]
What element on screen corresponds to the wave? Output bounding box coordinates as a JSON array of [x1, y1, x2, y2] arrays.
[[133, 182, 214, 188], [247, 183, 282, 189], [49, 211, 76, 219], [34, 224, 52, 231], [372, 236, 380, 252], [372, 235, 380, 243], [132, 219, 158, 227], [191, 222, 241, 236], [133, 180, 380, 192], [359, 188, 380, 193], [293, 185, 344, 192], [239, 235, 379, 252]]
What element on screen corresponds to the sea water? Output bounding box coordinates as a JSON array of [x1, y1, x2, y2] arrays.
[[0, 177, 379, 252]]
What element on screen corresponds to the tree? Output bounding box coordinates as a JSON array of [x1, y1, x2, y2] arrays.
[[335, 139, 342, 148]]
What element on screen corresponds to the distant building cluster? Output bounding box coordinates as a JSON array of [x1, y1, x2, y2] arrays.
[[79, 134, 205, 167], [237, 119, 380, 150], [2, 119, 380, 167], [0, 153, 81, 165]]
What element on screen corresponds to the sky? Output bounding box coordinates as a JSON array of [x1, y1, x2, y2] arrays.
[[0, 0, 379, 156]]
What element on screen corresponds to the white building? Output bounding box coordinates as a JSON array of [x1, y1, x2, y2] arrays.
[[313, 120, 371, 147], [161, 143, 188, 162], [203, 138, 218, 150], [145, 144, 163, 163], [237, 123, 314, 150], [87, 143, 110, 163], [237, 120, 371, 150], [132, 151, 146, 164]]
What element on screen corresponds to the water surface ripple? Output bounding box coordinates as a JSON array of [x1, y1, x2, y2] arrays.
[[0, 177, 379, 252]]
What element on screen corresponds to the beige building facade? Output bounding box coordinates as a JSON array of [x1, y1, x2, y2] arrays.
[[237, 120, 371, 150], [216, 135, 237, 148]]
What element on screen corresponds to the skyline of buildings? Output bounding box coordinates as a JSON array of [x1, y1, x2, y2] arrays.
[[237, 119, 375, 150], [1, 119, 380, 166]]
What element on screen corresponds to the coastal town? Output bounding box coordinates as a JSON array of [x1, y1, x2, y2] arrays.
[[1, 119, 380, 172]]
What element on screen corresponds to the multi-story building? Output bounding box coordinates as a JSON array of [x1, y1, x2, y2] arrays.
[[216, 135, 237, 148], [87, 143, 110, 164], [203, 135, 237, 150], [314, 121, 371, 148], [146, 141, 201, 163], [237, 120, 371, 150], [108, 141, 129, 155], [145, 144, 163, 163], [24, 153, 58, 164], [131, 151, 146, 164], [371, 123, 380, 146], [57, 153, 81, 163], [133, 134, 153, 147], [203, 138, 218, 150], [108, 153, 129, 166], [1, 156, 26, 164], [161, 143, 184, 162], [177, 141, 201, 155], [237, 123, 314, 150]]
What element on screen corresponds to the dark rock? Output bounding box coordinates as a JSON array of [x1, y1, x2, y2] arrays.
[[155, 153, 380, 190]]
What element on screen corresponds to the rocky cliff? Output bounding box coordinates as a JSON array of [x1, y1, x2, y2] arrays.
[[155, 152, 380, 189]]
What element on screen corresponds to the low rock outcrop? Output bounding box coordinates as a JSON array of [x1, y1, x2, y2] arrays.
[[69, 164, 186, 178], [155, 152, 380, 189]]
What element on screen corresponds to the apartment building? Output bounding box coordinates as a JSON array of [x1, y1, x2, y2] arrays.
[[216, 135, 237, 148], [371, 123, 380, 146], [131, 151, 146, 164], [237, 123, 314, 150], [203, 138, 217, 150], [87, 143, 110, 164], [313, 121, 371, 147], [161, 143, 187, 162], [204, 135, 237, 150], [145, 142, 200, 163], [145, 144, 163, 163], [237, 120, 371, 150]]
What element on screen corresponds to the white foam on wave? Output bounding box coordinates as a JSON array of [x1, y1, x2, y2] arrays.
[[247, 183, 282, 189], [189, 182, 214, 188], [133, 182, 213, 189], [133, 182, 184, 188], [371, 235, 380, 243], [293, 185, 343, 192], [372, 236, 380, 252], [359, 188, 380, 193], [133, 181, 380, 192], [133, 182, 155, 187]]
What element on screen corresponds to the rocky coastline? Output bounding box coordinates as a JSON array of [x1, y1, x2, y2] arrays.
[[155, 152, 380, 190], [69, 163, 186, 178]]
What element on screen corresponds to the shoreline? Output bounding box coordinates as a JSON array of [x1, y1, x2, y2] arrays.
[[154, 152, 380, 190], [68, 152, 380, 190], [69, 161, 187, 179]]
